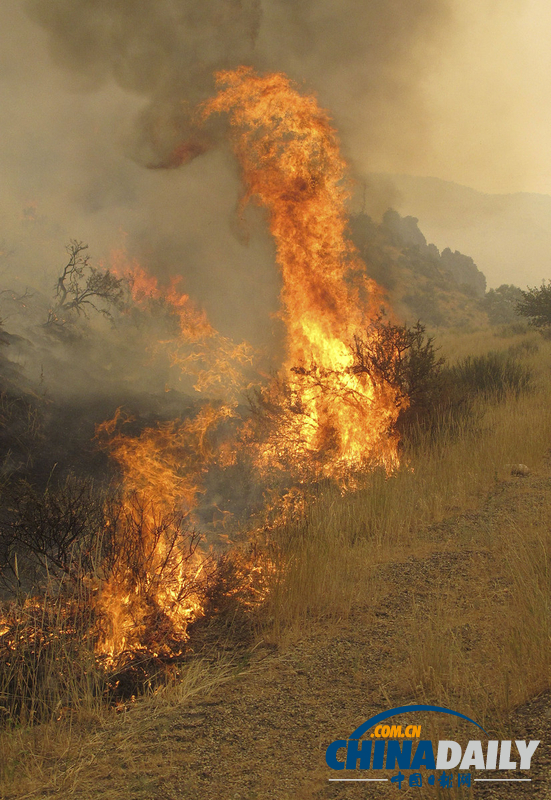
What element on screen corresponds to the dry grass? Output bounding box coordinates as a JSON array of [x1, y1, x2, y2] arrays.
[[3, 326, 551, 797], [0, 655, 236, 798], [266, 327, 551, 722], [0, 587, 102, 731], [407, 502, 551, 725]]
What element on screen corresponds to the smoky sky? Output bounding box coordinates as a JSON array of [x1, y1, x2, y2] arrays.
[[20, 0, 452, 175], [1, 0, 462, 351]]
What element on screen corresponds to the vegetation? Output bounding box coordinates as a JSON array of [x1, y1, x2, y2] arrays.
[[45, 241, 125, 333], [517, 280, 551, 328], [0, 322, 547, 797], [481, 283, 524, 325], [350, 318, 533, 438], [0, 237, 548, 796]]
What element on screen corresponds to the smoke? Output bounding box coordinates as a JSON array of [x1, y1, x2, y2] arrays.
[[25, 0, 262, 168], [0, 0, 489, 396], [23, 0, 450, 170]]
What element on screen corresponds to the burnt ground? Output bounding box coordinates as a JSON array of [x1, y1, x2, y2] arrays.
[[8, 473, 551, 800]]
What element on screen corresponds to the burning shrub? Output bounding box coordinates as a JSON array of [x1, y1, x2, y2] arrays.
[[351, 319, 533, 439], [257, 317, 533, 451], [351, 317, 445, 436], [45, 240, 126, 334], [0, 474, 212, 719], [0, 473, 273, 725], [94, 494, 207, 663]]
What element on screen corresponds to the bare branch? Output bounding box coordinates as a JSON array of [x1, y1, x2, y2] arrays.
[[45, 241, 126, 331]]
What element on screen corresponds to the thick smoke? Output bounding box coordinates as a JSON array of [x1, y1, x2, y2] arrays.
[[1, 0, 455, 400], [26, 0, 262, 168]]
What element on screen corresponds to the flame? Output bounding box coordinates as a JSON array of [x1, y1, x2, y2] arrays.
[[3, 71, 407, 672], [203, 68, 404, 481], [110, 245, 254, 400], [94, 69, 405, 660], [90, 241, 263, 662], [94, 405, 236, 661]]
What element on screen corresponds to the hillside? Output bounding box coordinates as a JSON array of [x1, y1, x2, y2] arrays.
[[366, 174, 551, 290], [350, 210, 489, 329]]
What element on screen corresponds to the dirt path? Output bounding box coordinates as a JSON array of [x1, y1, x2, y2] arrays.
[[13, 475, 551, 800]]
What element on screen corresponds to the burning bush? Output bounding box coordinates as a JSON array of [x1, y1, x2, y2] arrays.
[[45, 241, 126, 335], [0, 476, 208, 721]]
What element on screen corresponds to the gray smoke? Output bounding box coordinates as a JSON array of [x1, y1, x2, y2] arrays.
[[25, 0, 262, 167], [0, 0, 454, 396]]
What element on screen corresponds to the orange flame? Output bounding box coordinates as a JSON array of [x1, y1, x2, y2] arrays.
[[203, 68, 403, 480], [93, 405, 237, 661], [110, 245, 254, 400], [90, 69, 405, 661]]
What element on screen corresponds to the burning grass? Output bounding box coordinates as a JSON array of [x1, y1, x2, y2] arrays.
[[0, 327, 548, 799], [0, 307, 542, 730], [0, 505, 269, 728], [0, 67, 548, 797]]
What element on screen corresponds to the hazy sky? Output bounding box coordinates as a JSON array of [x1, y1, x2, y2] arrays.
[[408, 0, 551, 196], [1, 0, 551, 313]]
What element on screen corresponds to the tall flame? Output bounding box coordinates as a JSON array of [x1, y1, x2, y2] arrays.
[[203, 67, 403, 480], [89, 69, 405, 661]]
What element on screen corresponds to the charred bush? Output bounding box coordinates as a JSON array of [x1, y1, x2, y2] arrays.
[[0, 319, 44, 479], [45, 240, 126, 335], [0, 476, 110, 592]]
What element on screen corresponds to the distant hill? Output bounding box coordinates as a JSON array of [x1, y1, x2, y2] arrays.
[[366, 174, 551, 290], [349, 210, 489, 329]]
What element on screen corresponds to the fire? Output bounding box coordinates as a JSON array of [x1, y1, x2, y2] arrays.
[[6, 70, 405, 670], [91, 70, 405, 659], [91, 246, 260, 661], [93, 405, 235, 661], [110, 244, 254, 400], [203, 67, 404, 481], [0, 70, 410, 716]]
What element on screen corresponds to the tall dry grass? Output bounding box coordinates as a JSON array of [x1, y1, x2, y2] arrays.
[[265, 328, 551, 729], [0, 654, 235, 797], [3, 326, 550, 796]]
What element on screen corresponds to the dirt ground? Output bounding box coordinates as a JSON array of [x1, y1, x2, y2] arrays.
[[10, 474, 551, 800]]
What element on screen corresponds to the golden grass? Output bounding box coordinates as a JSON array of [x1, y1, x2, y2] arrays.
[[0, 656, 236, 798], [266, 328, 551, 725], [4, 326, 551, 797]]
